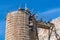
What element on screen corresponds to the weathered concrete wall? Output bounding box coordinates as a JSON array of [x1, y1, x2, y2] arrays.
[[5, 10, 29, 40], [5, 9, 36, 40]]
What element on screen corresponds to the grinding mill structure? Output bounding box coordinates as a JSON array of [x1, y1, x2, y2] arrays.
[[5, 6, 60, 40]]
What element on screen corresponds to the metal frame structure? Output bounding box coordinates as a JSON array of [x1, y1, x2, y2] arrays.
[[26, 9, 60, 40]]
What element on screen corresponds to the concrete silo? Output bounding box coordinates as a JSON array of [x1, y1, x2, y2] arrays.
[[5, 8, 36, 40]]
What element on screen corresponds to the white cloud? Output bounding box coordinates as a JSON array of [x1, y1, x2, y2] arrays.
[[41, 8, 60, 14]]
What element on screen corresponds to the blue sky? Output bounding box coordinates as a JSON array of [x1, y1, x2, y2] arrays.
[[0, 0, 60, 40]]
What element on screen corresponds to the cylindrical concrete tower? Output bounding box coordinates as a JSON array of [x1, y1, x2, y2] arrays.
[[5, 8, 29, 40], [5, 8, 37, 40]]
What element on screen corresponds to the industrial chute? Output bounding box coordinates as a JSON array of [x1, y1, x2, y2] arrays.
[[36, 19, 60, 40], [28, 11, 60, 40]]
